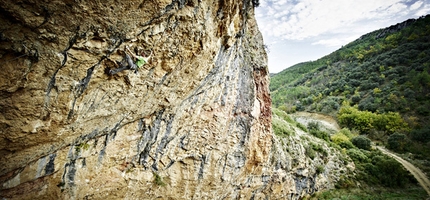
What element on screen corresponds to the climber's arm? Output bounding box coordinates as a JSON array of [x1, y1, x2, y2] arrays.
[[145, 51, 153, 61], [125, 46, 139, 59]]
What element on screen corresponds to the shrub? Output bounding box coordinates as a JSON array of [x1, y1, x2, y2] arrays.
[[307, 121, 320, 131], [316, 165, 325, 174], [272, 117, 292, 136], [278, 105, 289, 113], [358, 96, 377, 112], [302, 97, 314, 105], [295, 102, 305, 111], [339, 128, 356, 139], [153, 172, 166, 186], [351, 136, 371, 150], [416, 105, 430, 116], [320, 97, 340, 113], [387, 133, 409, 152], [335, 175, 355, 189], [310, 129, 330, 141], [75, 143, 90, 153], [296, 122, 308, 132], [273, 108, 294, 123], [410, 127, 430, 143], [351, 95, 361, 105], [331, 132, 354, 149], [348, 149, 416, 188], [305, 145, 316, 159], [311, 143, 328, 157], [306, 121, 330, 141], [346, 149, 370, 163]]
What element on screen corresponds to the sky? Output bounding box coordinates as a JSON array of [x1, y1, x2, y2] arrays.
[[255, 0, 430, 73]]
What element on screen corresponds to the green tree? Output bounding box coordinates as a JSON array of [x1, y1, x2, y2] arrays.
[[338, 106, 408, 135], [373, 155, 412, 187], [387, 133, 409, 152], [374, 112, 409, 134], [410, 127, 430, 143], [338, 106, 375, 133], [351, 136, 372, 150]]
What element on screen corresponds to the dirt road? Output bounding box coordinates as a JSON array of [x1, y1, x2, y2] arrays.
[[377, 146, 430, 196], [292, 111, 430, 196]]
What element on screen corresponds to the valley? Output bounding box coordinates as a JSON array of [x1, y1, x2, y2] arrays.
[[270, 14, 430, 198], [290, 111, 430, 197], [377, 146, 430, 196]]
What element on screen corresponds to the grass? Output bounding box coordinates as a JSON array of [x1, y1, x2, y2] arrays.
[[272, 117, 294, 136], [273, 108, 295, 124], [75, 142, 90, 153], [153, 172, 166, 186], [296, 122, 308, 132]]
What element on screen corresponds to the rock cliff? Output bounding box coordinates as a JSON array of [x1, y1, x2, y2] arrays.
[[0, 0, 347, 199]]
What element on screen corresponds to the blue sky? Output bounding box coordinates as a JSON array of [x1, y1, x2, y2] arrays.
[[255, 0, 430, 73]]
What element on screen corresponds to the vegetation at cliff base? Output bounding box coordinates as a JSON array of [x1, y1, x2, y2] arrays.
[[310, 187, 427, 200], [272, 109, 421, 197]]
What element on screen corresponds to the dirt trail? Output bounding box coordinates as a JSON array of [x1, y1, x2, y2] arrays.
[[377, 146, 430, 196], [293, 112, 430, 196]]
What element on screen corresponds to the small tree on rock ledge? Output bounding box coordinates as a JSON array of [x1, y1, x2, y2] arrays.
[[252, 0, 260, 7]]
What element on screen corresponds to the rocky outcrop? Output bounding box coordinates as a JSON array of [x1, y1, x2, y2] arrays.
[[260, 111, 355, 199], [372, 18, 416, 39], [0, 0, 346, 199]]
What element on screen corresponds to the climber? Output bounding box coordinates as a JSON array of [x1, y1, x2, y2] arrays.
[[109, 46, 152, 75]]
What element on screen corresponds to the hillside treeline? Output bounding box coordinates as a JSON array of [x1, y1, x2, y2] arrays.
[[270, 15, 430, 156]]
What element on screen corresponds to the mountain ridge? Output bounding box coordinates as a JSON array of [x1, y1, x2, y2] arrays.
[[271, 12, 430, 166]]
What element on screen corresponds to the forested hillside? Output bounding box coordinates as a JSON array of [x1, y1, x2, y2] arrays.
[[270, 15, 430, 157]]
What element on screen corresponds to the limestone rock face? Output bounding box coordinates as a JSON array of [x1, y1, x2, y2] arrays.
[[0, 0, 272, 199], [0, 0, 346, 199]]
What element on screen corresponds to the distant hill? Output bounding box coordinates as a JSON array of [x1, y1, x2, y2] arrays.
[[270, 15, 430, 154]]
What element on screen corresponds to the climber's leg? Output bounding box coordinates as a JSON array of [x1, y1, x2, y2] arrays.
[[108, 52, 137, 75], [109, 65, 129, 75], [125, 54, 137, 70]]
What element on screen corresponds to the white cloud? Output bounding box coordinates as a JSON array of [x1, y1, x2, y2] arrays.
[[414, 3, 430, 15], [274, 0, 288, 6], [410, 1, 424, 10], [312, 35, 360, 47], [256, 0, 430, 43], [273, 9, 290, 19], [255, 0, 430, 72], [259, 0, 269, 7]]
